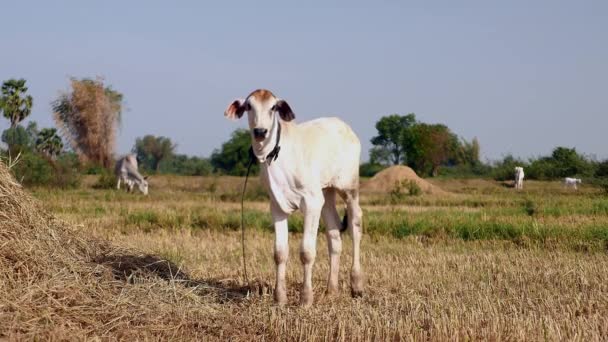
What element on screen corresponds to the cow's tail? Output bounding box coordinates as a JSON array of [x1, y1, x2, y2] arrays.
[[340, 212, 348, 233]]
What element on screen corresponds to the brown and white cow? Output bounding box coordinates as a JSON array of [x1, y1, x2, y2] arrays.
[[225, 89, 363, 306]]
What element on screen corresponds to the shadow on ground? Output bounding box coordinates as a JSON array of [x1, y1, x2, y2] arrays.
[[94, 252, 271, 303]]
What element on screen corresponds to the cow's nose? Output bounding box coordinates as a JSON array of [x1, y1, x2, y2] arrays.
[[253, 128, 268, 139]]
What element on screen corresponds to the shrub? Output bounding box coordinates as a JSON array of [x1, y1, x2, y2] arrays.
[[359, 162, 385, 178], [92, 169, 117, 189], [523, 199, 538, 216], [8, 152, 54, 186], [390, 179, 421, 203], [491, 155, 526, 181], [51, 153, 81, 188]]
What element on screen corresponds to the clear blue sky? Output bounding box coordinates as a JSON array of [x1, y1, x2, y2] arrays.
[[2, 1, 607, 162]]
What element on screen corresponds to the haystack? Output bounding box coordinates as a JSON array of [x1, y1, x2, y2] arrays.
[[362, 165, 446, 194], [0, 161, 233, 339]]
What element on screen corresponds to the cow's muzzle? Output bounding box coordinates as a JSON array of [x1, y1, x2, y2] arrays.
[[253, 128, 268, 142]]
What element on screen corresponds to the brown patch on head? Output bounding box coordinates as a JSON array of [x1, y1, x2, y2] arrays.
[[247, 89, 275, 103]]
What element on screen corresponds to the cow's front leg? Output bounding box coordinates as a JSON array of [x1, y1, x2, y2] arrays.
[[300, 195, 324, 307], [116, 177, 121, 190], [271, 201, 289, 306]]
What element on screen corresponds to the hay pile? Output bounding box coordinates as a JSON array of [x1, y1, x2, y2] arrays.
[[0, 162, 237, 340], [362, 165, 446, 194]]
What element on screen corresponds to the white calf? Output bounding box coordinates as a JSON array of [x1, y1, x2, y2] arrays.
[[564, 177, 582, 190], [115, 154, 149, 195], [514, 166, 524, 190], [225, 89, 363, 307]]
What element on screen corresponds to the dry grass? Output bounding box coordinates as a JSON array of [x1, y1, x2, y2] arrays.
[[2, 167, 608, 340]]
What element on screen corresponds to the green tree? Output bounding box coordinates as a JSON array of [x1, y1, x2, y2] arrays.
[[133, 135, 177, 172], [526, 146, 594, 179], [0, 79, 33, 128], [596, 160, 608, 178], [455, 137, 480, 166], [211, 129, 258, 176], [158, 154, 213, 176], [1, 121, 39, 154], [35, 128, 64, 159], [52, 77, 123, 169], [370, 114, 417, 165], [408, 123, 457, 176]]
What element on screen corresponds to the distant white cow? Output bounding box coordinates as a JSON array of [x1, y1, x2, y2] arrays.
[[115, 154, 149, 195], [564, 177, 582, 190], [514, 166, 524, 190]]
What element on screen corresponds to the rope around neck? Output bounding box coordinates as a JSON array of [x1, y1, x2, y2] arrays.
[[241, 122, 282, 288], [241, 148, 256, 287]]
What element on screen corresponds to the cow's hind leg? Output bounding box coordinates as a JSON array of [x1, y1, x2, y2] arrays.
[[345, 189, 364, 297], [321, 188, 342, 296]]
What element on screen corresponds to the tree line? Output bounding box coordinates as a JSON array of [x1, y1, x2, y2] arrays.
[[2, 77, 608, 188]]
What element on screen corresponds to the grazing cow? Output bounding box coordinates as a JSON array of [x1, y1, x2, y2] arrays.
[[564, 177, 582, 190], [115, 154, 149, 195], [514, 166, 525, 190], [224, 89, 363, 307]]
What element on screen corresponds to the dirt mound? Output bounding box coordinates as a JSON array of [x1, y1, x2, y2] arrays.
[[0, 161, 246, 340], [362, 165, 446, 195]]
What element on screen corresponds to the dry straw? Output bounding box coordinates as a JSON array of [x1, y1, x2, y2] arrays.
[[0, 161, 248, 340]]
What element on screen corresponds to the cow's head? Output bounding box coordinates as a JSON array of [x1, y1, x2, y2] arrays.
[[224, 89, 295, 161], [138, 176, 149, 195]]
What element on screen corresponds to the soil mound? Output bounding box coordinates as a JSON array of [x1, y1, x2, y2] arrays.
[[362, 165, 446, 195]]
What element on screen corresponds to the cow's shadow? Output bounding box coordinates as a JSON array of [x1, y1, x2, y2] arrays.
[[94, 252, 269, 303]]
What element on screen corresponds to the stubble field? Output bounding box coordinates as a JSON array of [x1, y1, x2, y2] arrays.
[[2, 173, 608, 340]]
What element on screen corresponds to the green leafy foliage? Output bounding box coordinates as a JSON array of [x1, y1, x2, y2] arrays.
[[158, 154, 213, 176], [359, 162, 385, 177], [210, 129, 258, 176], [0, 79, 33, 128], [370, 114, 480, 177], [133, 135, 177, 172], [370, 114, 416, 165], [390, 179, 422, 203], [35, 128, 64, 158], [92, 169, 117, 189]]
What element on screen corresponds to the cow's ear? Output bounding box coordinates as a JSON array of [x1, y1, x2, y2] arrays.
[[224, 99, 247, 120], [275, 99, 295, 122]]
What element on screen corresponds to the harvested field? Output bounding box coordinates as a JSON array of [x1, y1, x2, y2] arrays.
[[2, 166, 608, 340]]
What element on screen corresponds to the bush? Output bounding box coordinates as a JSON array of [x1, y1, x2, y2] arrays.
[[437, 163, 492, 178], [406, 180, 422, 196], [390, 179, 421, 203], [595, 160, 608, 178], [491, 155, 526, 181], [359, 162, 385, 178], [2, 151, 80, 188], [51, 154, 81, 188], [8, 152, 54, 186], [92, 169, 117, 189], [523, 199, 538, 216]]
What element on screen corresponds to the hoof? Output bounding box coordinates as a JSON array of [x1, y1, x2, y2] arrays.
[[325, 285, 339, 297], [300, 289, 314, 307], [351, 289, 363, 298], [274, 291, 287, 307]]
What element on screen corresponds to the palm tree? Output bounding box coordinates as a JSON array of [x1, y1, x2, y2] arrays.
[[35, 128, 64, 159], [0, 79, 33, 128]]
